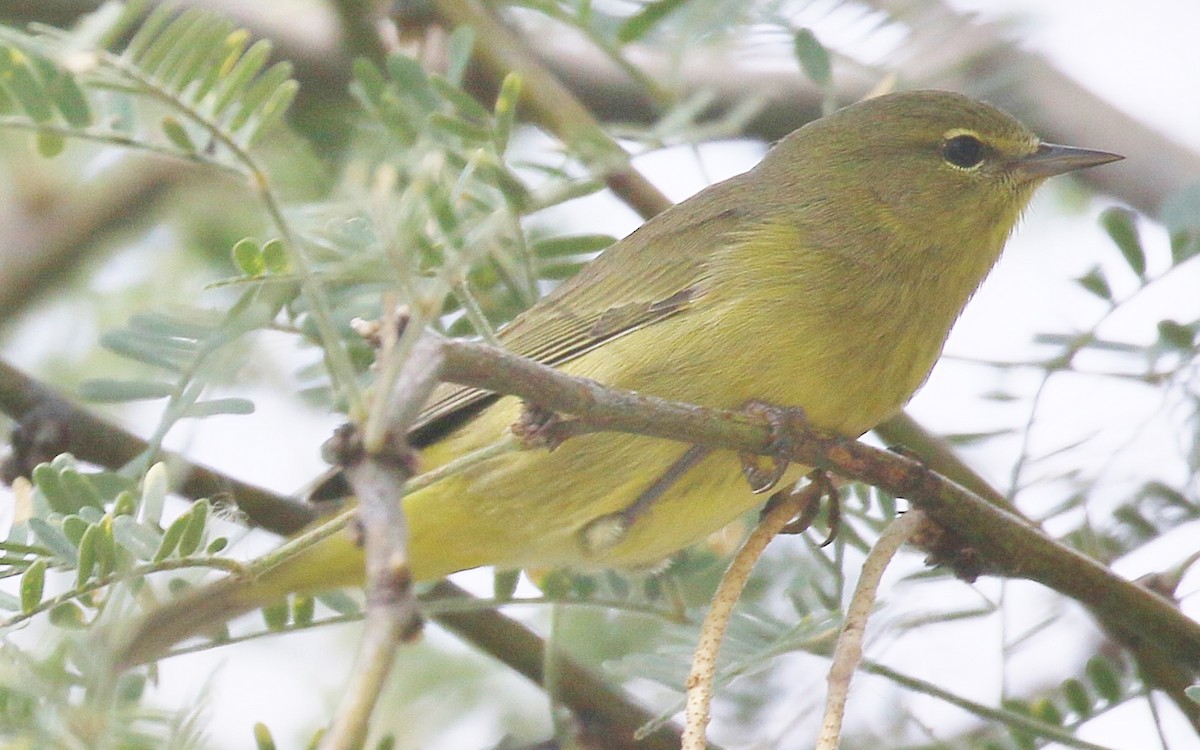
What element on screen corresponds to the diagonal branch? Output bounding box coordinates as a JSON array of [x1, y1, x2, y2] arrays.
[[0, 157, 186, 326], [0, 357, 315, 533]]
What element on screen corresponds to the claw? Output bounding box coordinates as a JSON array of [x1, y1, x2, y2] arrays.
[[738, 400, 815, 494], [739, 452, 790, 494], [766, 470, 841, 543]]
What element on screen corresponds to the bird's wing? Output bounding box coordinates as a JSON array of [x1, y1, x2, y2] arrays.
[[409, 183, 751, 445]]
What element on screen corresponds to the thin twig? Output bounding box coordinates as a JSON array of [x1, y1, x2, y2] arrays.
[[0, 555, 247, 628], [681, 490, 808, 750], [318, 332, 445, 750], [815, 510, 926, 750], [862, 660, 1118, 750]]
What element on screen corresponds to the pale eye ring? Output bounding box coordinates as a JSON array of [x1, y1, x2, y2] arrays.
[[942, 134, 986, 169]]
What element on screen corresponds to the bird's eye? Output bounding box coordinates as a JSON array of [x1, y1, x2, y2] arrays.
[[942, 134, 986, 169]]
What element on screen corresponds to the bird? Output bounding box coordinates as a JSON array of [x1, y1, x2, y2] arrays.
[[116, 89, 1121, 666]]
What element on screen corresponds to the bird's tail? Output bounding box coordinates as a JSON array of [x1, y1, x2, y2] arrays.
[[112, 531, 363, 670]]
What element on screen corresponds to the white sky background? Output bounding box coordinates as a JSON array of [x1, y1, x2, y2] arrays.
[[2, 1, 1200, 748]]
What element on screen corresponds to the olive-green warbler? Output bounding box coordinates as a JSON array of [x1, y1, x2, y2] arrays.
[[118, 90, 1120, 665]]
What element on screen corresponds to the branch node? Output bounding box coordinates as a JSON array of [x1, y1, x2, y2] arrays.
[[909, 513, 988, 583], [324, 423, 366, 468], [513, 402, 574, 450]]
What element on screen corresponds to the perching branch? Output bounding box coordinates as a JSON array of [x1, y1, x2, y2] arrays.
[[423, 335, 1200, 722]]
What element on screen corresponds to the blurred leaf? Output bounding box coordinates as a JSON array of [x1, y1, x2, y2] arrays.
[[292, 595, 315, 626], [79, 378, 175, 403], [161, 115, 196, 152], [182, 397, 255, 417], [1157, 319, 1196, 351], [253, 721, 277, 750], [618, 0, 689, 43], [130, 310, 218, 340], [112, 515, 161, 559], [536, 262, 589, 280], [58, 469, 104, 511], [153, 513, 188, 562], [227, 60, 294, 134], [1030, 697, 1063, 726], [141, 462, 169, 528], [533, 234, 615, 259], [1100, 207, 1145, 277], [1033, 332, 1140, 353], [261, 600, 289, 631], [177, 499, 209, 556], [942, 429, 1010, 446], [76, 523, 99, 587], [493, 72, 521, 151], [1085, 656, 1122, 703], [94, 517, 117, 577], [385, 53, 438, 113], [33, 463, 79, 515], [232, 237, 264, 275], [793, 28, 832, 85], [444, 25, 475, 86], [113, 491, 138, 517], [428, 112, 489, 143], [1075, 266, 1112, 301], [36, 58, 91, 127], [100, 330, 188, 371], [1062, 677, 1091, 717], [35, 130, 66, 157], [243, 78, 298, 147], [261, 238, 288, 273], [0, 46, 55, 122], [49, 601, 87, 628], [316, 590, 360, 616], [61, 515, 88, 546], [493, 569, 520, 600], [210, 38, 273, 118], [27, 518, 78, 565], [19, 558, 46, 613], [1169, 231, 1200, 265], [430, 75, 489, 121]]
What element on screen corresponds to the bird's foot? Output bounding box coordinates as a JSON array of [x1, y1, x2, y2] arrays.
[[764, 469, 841, 545], [737, 400, 817, 494]]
